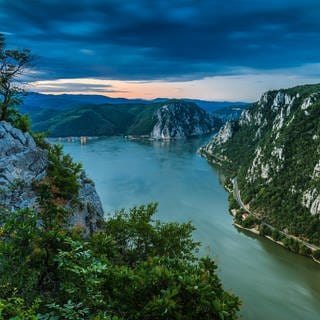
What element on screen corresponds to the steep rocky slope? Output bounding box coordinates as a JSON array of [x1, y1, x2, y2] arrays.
[[0, 121, 103, 234], [201, 84, 320, 244], [30, 100, 222, 139], [151, 101, 221, 139]]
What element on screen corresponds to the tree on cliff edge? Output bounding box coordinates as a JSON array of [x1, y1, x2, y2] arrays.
[[0, 33, 32, 121]]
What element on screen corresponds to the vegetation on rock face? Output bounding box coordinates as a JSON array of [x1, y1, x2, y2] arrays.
[[203, 84, 320, 246], [44, 144, 82, 201]]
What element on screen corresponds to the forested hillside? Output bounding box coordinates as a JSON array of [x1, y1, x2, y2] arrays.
[[202, 84, 320, 245], [30, 100, 222, 139]]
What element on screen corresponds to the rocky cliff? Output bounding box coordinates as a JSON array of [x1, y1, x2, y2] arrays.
[[201, 84, 320, 245], [0, 121, 104, 234], [150, 101, 222, 139]]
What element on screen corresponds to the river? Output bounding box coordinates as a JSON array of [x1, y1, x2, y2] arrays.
[[60, 136, 320, 320]]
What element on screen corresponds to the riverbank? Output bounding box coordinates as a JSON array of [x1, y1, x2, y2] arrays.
[[230, 206, 320, 265], [228, 179, 320, 265], [233, 222, 259, 235], [199, 146, 320, 264]]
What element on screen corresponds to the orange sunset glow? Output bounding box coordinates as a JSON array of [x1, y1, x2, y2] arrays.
[[29, 69, 320, 102]]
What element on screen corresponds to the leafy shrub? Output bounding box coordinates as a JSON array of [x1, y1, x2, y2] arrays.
[[10, 111, 31, 132], [228, 193, 239, 210], [241, 215, 259, 228], [271, 229, 281, 242], [259, 224, 271, 236], [0, 204, 241, 319], [313, 249, 320, 260]]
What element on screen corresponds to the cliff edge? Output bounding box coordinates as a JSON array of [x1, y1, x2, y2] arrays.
[[151, 101, 222, 139], [0, 121, 104, 234]]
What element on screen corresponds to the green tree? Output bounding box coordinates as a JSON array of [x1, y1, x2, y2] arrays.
[[298, 244, 311, 256], [312, 249, 320, 260], [259, 224, 271, 237], [242, 215, 259, 228], [0, 33, 32, 122], [0, 204, 241, 319], [271, 229, 281, 241], [228, 193, 239, 210]]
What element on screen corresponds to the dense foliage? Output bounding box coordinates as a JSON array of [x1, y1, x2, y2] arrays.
[[28, 102, 158, 137], [0, 203, 240, 319], [29, 103, 159, 137], [0, 33, 32, 124], [207, 84, 320, 245]]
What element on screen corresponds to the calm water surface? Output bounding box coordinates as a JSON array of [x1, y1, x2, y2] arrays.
[[61, 136, 320, 320]]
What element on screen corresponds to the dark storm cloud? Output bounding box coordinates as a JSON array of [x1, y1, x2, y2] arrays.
[[1, 0, 320, 80]]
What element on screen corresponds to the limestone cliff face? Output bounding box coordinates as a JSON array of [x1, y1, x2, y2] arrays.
[[201, 84, 320, 242], [150, 101, 222, 139], [0, 121, 103, 233], [204, 121, 235, 154]]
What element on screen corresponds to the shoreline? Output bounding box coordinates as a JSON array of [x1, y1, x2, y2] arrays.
[[50, 134, 202, 143], [199, 149, 320, 265], [229, 194, 320, 265], [233, 221, 320, 265]]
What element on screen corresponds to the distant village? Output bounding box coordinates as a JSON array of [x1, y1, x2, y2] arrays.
[[56, 136, 91, 144]]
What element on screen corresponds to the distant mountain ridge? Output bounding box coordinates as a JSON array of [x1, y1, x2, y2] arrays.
[[28, 98, 222, 139], [21, 92, 249, 116], [22, 92, 166, 111]]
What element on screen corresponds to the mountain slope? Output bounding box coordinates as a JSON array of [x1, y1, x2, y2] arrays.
[[201, 84, 320, 245], [21, 92, 156, 111], [31, 100, 222, 138], [21, 92, 248, 121], [151, 101, 221, 139], [211, 104, 249, 121]]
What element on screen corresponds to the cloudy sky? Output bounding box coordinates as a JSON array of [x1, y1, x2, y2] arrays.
[[1, 0, 320, 101]]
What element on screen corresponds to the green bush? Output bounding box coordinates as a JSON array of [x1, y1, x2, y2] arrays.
[[259, 224, 271, 237], [298, 244, 312, 256], [10, 112, 31, 132], [234, 211, 243, 224], [282, 237, 300, 253], [313, 249, 320, 260], [241, 215, 259, 228], [31, 131, 50, 149], [35, 144, 82, 202], [0, 297, 40, 320], [271, 229, 281, 242], [228, 193, 239, 210], [0, 204, 241, 319]]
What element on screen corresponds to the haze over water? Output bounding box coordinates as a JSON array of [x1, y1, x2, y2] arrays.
[[61, 136, 320, 320]]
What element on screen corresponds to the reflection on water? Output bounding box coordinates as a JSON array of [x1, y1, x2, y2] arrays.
[[61, 136, 320, 320]]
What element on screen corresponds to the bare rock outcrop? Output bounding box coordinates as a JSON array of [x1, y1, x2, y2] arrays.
[[0, 121, 104, 234]]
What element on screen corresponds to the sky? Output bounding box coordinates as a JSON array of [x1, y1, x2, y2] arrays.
[[1, 0, 320, 101]]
